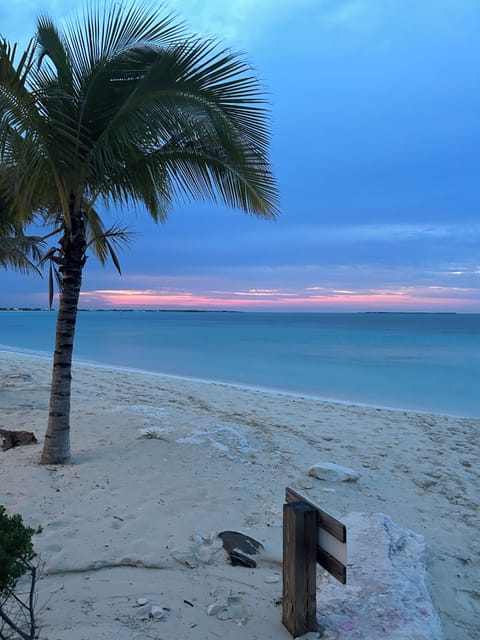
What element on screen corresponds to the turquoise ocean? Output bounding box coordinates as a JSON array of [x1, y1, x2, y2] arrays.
[[0, 310, 479, 418]]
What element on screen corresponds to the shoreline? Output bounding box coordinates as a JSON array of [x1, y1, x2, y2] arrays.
[[1, 347, 479, 421], [1, 350, 479, 639]]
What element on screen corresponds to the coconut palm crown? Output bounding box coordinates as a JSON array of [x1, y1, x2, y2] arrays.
[[0, 2, 279, 464]]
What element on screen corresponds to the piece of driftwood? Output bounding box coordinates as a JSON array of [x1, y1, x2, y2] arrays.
[[0, 429, 37, 451]]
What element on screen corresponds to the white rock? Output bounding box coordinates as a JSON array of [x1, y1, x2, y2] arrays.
[[190, 533, 223, 563], [207, 603, 224, 616], [136, 597, 149, 606], [315, 512, 443, 639], [207, 597, 247, 624], [172, 533, 222, 568], [308, 462, 360, 482], [135, 603, 151, 618], [150, 606, 166, 619], [265, 575, 280, 583]]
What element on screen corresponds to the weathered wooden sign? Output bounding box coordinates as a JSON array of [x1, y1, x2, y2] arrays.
[[282, 487, 347, 638], [286, 486, 347, 584]]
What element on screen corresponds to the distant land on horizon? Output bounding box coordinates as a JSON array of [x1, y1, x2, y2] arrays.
[[0, 307, 467, 315]]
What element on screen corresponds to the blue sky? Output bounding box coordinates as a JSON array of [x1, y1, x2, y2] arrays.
[[2, 0, 479, 311]]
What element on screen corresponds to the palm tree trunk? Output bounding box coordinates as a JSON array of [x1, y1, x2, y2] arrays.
[[40, 208, 86, 465]]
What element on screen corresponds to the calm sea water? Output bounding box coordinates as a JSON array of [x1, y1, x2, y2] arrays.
[[1, 310, 479, 418]]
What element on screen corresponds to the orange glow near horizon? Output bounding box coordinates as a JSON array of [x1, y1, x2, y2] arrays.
[[78, 286, 480, 312]]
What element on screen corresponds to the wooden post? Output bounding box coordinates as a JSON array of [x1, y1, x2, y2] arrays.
[[282, 501, 318, 637]]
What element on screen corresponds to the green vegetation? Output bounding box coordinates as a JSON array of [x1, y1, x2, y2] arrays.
[[0, 506, 41, 639], [0, 507, 39, 594]]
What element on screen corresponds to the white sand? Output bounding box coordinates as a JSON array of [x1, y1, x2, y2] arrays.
[[0, 351, 478, 640]]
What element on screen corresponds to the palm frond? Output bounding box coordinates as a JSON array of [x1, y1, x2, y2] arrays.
[[83, 207, 136, 272], [0, 232, 45, 274], [36, 16, 73, 89], [0, 37, 36, 100], [64, 2, 185, 75], [46, 259, 62, 309]]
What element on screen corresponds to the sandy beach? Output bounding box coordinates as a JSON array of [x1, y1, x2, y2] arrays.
[[0, 350, 478, 640]]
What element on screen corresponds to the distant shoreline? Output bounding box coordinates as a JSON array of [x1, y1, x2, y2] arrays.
[[0, 307, 470, 315], [0, 307, 241, 313]]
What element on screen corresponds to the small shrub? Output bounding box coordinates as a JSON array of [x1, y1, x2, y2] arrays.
[[0, 507, 40, 594], [0, 506, 41, 640]]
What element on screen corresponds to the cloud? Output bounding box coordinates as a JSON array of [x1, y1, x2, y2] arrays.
[[303, 223, 480, 243], [165, 0, 369, 46], [321, 0, 368, 26], [4, 0, 375, 48], [84, 289, 193, 297], [221, 288, 299, 297]]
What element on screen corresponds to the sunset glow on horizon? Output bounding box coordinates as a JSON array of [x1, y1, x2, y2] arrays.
[[75, 285, 480, 312]]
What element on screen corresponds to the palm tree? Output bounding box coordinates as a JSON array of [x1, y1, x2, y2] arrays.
[[0, 2, 279, 464]]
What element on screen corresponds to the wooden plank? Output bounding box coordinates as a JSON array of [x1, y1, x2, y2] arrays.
[[282, 501, 318, 637], [286, 487, 346, 542], [317, 548, 347, 585], [285, 487, 347, 584]]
